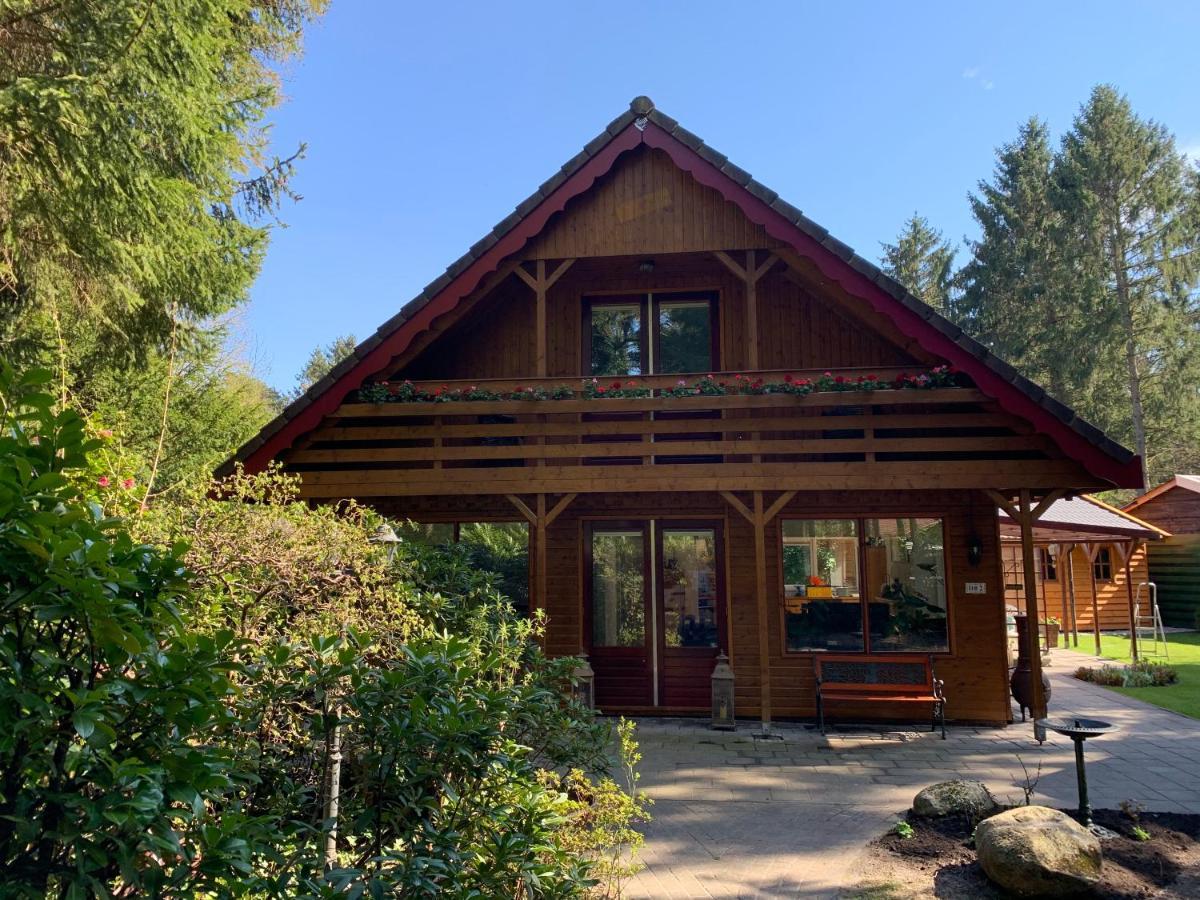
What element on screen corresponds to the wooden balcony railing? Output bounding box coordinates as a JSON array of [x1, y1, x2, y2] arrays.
[[286, 368, 1076, 498]]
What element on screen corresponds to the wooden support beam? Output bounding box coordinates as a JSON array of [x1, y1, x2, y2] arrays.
[[1064, 543, 1079, 648], [515, 258, 575, 378], [1017, 489, 1047, 721], [1123, 540, 1141, 661], [713, 250, 777, 370], [504, 493, 576, 621], [1082, 542, 1102, 656], [720, 489, 794, 730]]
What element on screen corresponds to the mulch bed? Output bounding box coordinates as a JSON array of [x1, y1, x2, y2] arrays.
[[864, 806, 1200, 898]]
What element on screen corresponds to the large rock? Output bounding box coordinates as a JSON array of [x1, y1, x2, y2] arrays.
[[912, 780, 998, 819], [975, 806, 1102, 896]]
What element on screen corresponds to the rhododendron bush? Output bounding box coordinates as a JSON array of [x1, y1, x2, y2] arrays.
[[0, 366, 647, 898]]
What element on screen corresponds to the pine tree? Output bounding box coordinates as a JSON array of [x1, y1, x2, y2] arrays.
[[958, 119, 1086, 402], [1055, 85, 1200, 487], [880, 214, 957, 316], [292, 334, 357, 398]]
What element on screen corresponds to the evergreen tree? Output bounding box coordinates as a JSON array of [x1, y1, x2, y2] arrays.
[[292, 333, 357, 398], [0, 0, 326, 367], [958, 119, 1087, 401], [880, 214, 957, 316], [1055, 85, 1200, 486]]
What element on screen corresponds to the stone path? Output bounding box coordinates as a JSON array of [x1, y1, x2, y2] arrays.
[[623, 647, 1200, 898]]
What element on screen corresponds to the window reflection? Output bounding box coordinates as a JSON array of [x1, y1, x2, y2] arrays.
[[782, 520, 863, 651], [591, 530, 646, 647], [864, 518, 948, 652], [661, 529, 718, 648], [657, 300, 712, 374], [590, 304, 643, 376]]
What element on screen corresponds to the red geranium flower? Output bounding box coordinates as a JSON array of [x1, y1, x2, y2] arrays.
[[122, 478, 135, 490], [97, 476, 110, 487]]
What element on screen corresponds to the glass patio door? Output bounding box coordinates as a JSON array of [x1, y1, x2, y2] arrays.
[[586, 524, 652, 708], [657, 524, 722, 708], [586, 520, 724, 710]]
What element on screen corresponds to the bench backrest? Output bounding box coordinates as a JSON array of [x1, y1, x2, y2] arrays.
[[814, 654, 934, 695]]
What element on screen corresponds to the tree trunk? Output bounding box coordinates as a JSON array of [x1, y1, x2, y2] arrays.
[[1111, 228, 1149, 491]]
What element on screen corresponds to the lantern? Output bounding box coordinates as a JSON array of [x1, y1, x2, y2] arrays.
[[572, 655, 595, 710], [711, 652, 736, 730]]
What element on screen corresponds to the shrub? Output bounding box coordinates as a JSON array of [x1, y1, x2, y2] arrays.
[[1074, 660, 1177, 688], [2, 365, 646, 897]]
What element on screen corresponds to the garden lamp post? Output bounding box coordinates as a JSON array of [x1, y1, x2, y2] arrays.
[[370, 522, 401, 562], [572, 654, 595, 709], [711, 652, 736, 730]]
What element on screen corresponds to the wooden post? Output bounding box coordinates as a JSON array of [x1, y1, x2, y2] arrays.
[[713, 250, 777, 371], [1122, 540, 1141, 661], [505, 493, 576, 621], [1083, 543, 1102, 656], [988, 488, 1063, 724], [721, 489, 795, 730], [515, 258, 575, 378], [1064, 544, 1079, 648]]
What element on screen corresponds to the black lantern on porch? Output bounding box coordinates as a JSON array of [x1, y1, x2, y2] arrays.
[[711, 652, 736, 730], [571, 654, 595, 710]]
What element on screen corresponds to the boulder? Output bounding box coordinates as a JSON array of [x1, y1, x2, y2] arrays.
[[912, 780, 998, 819], [975, 806, 1102, 896]]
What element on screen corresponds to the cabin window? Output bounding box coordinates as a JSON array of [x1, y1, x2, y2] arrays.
[[393, 521, 531, 615], [1039, 547, 1057, 581], [590, 529, 647, 647], [781, 516, 950, 653], [863, 518, 949, 653], [585, 292, 716, 376], [1093, 547, 1113, 582], [782, 520, 863, 652]]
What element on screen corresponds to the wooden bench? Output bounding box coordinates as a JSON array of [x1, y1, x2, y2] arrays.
[[814, 654, 946, 739]]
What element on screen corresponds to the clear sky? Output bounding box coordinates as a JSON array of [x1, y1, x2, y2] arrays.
[[243, 1, 1200, 392]]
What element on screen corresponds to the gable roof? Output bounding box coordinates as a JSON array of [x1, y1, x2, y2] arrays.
[[223, 96, 1142, 488], [1123, 474, 1200, 513], [999, 494, 1169, 543]]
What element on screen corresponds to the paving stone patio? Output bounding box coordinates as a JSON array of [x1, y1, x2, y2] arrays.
[[623, 647, 1200, 898]]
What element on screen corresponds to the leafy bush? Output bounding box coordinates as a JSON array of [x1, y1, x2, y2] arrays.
[[1074, 660, 1178, 687], [1, 365, 647, 897]]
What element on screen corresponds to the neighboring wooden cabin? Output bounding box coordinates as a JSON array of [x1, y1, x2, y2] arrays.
[[223, 97, 1143, 728], [1124, 476, 1200, 627], [1000, 496, 1165, 650]]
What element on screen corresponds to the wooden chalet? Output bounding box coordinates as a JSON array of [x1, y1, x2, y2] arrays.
[[224, 97, 1144, 728], [1124, 476, 1200, 628], [998, 496, 1165, 656]]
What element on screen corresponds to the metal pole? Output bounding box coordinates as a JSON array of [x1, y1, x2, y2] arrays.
[[1074, 737, 1092, 826]]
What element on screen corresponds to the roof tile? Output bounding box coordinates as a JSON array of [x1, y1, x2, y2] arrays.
[[671, 126, 704, 150], [718, 160, 752, 185], [744, 180, 778, 205]]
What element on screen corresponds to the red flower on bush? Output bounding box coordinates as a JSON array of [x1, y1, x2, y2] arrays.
[[97, 476, 110, 488], [122, 478, 135, 490]]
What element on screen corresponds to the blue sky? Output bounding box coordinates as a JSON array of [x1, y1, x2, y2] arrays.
[[244, 1, 1200, 392]]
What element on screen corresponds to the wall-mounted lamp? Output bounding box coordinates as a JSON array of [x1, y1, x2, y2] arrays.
[[638, 259, 656, 273], [966, 531, 984, 567]]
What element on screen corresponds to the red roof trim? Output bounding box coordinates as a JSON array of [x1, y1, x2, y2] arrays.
[[240, 125, 644, 472], [639, 124, 1142, 488]]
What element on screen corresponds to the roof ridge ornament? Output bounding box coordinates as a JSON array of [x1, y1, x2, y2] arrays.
[[634, 116, 648, 131], [629, 95, 655, 115]]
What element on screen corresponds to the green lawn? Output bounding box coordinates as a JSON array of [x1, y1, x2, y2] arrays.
[[1077, 632, 1200, 719]]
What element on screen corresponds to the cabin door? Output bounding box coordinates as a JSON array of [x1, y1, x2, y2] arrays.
[[586, 520, 724, 711]]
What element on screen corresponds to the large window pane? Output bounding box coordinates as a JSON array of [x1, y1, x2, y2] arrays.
[[591, 530, 646, 647], [657, 299, 712, 374], [458, 522, 529, 616], [782, 520, 863, 651], [661, 529, 718, 648], [864, 518, 948, 652], [590, 303, 643, 376]]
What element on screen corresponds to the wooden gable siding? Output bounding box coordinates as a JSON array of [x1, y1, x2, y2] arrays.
[[399, 253, 919, 381], [524, 146, 785, 260], [1128, 488, 1200, 534], [376, 489, 1011, 725]]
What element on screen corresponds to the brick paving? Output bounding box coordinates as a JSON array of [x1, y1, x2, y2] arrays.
[[622, 647, 1200, 898]]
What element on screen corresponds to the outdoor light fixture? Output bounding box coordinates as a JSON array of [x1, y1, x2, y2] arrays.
[[572, 654, 595, 709], [711, 652, 736, 730], [638, 259, 656, 273], [966, 531, 984, 567], [369, 522, 402, 562]]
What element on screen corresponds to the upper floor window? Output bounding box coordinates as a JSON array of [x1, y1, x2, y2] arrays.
[[585, 292, 716, 376]]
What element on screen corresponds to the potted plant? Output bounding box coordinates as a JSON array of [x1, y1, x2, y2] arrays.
[[806, 574, 833, 599], [1040, 616, 1062, 649]]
